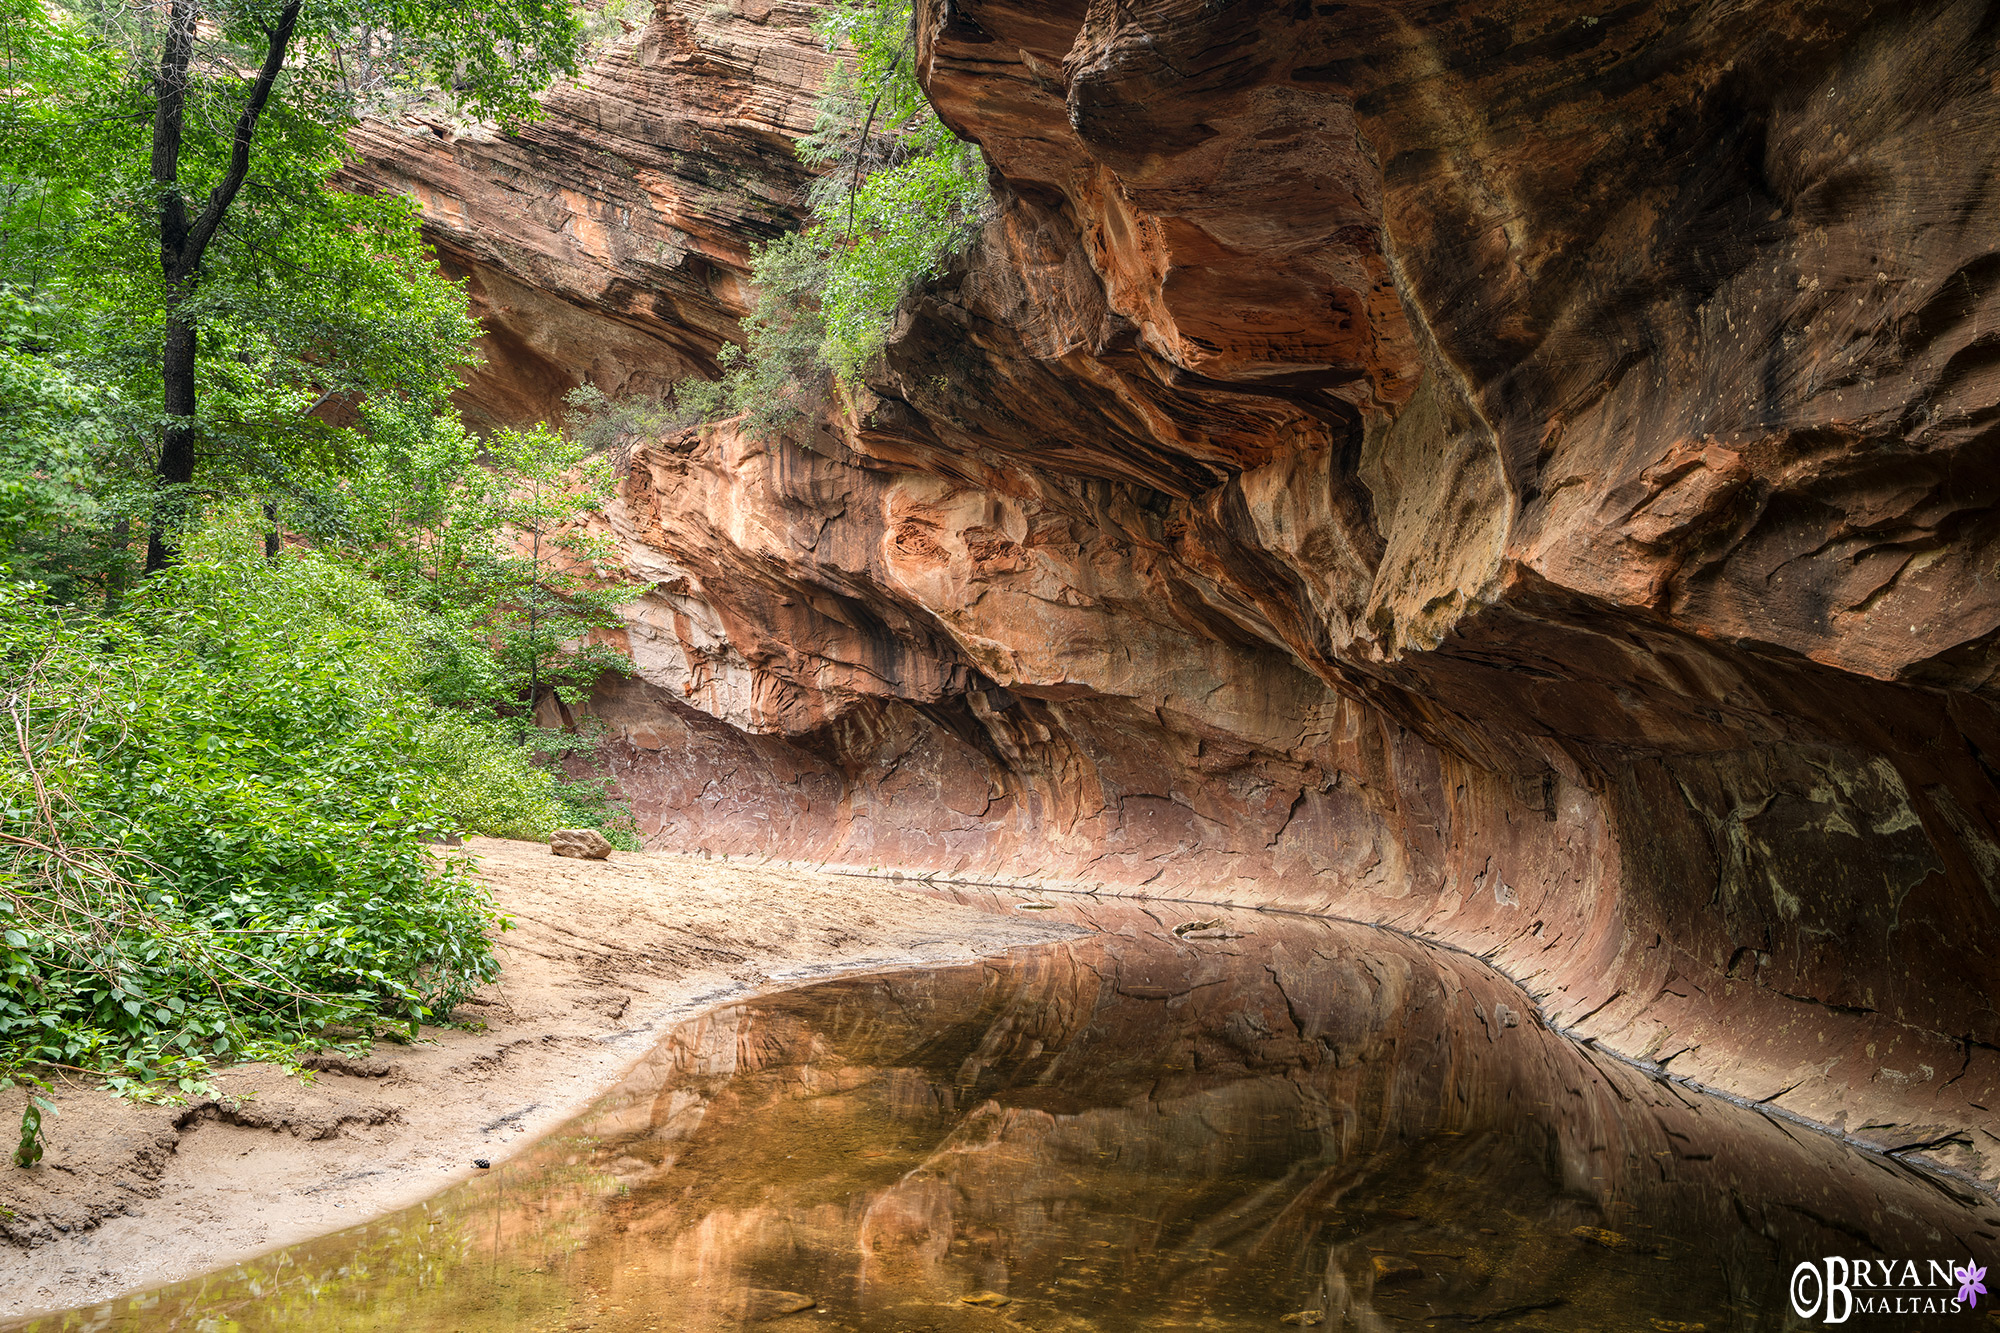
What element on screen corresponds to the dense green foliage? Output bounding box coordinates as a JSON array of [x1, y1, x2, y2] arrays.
[[330, 415, 638, 735], [0, 0, 646, 1098], [0, 549, 539, 1091], [681, 0, 989, 427], [0, 0, 581, 570], [0, 291, 138, 601], [0, 467, 642, 1094]]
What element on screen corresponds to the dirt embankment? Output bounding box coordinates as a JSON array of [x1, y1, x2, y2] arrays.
[[0, 839, 1076, 1320]]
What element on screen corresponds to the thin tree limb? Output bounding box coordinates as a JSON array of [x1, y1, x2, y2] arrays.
[[170, 0, 305, 284], [845, 31, 913, 241]]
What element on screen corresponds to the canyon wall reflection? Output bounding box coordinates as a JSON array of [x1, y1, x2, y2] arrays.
[[19, 900, 1995, 1332]]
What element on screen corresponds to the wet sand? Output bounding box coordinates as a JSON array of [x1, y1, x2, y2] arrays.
[[0, 839, 1077, 1320]]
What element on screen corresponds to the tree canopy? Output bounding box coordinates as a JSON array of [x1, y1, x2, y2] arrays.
[[0, 0, 583, 572], [0, 0, 650, 1112]]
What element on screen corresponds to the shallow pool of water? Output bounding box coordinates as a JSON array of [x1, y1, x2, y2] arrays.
[[11, 896, 1994, 1331]]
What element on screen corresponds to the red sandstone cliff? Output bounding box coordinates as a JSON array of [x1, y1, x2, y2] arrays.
[[346, 0, 2000, 1189], [340, 2, 830, 429]]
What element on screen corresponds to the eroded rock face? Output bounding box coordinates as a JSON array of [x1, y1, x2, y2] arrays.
[[355, 0, 2000, 1183], [339, 2, 831, 430]]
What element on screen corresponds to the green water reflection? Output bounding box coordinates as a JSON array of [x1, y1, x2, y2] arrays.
[[12, 900, 1996, 1331]]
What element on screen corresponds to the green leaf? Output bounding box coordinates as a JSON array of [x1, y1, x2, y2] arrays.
[[14, 1104, 44, 1168]]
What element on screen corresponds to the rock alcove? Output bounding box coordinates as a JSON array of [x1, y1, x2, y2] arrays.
[[342, 0, 2000, 1187]]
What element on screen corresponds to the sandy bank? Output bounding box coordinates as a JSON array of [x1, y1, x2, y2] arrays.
[[0, 838, 1076, 1319]]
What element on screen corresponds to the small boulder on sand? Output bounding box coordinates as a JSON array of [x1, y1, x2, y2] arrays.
[[549, 828, 614, 860]]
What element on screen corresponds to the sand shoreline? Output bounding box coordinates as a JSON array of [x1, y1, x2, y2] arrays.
[[0, 839, 1078, 1320]]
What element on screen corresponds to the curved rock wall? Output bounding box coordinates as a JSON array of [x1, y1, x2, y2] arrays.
[[350, 0, 2000, 1184]]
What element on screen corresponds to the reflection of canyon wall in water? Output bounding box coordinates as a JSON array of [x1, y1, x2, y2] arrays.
[[582, 907, 1991, 1331], [95, 907, 1987, 1331], [344, 2, 2000, 1182]]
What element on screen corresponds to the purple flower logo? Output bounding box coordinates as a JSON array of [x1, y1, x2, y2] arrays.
[[1957, 1260, 1988, 1308]]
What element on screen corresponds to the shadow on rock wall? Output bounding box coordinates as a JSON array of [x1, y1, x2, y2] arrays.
[[350, 0, 2000, 1185]]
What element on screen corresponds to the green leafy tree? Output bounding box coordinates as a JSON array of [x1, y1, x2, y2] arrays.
[[0, 0, 634, 1105], [794, 0, 990, 378], [0, 290, 141, 601], [327, 410, 639, 738], [0, 0, 583, 571], [485, 424, 637, 731], [321, 413, 645, 842]]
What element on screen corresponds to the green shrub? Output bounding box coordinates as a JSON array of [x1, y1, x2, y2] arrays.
[[407, 713, 565, 842], [562, 383, 701, 458], [0, 545, 600, 1089], [681, 0, 989, 426]]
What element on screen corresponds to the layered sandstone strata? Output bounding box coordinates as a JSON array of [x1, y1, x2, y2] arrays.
[[339, 1, 830, 429], [348, 0, 2000, 1187]]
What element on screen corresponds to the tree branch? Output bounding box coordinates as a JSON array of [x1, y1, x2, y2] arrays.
[[844, 32, 912, 241], [169, 0, 304, 285]]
